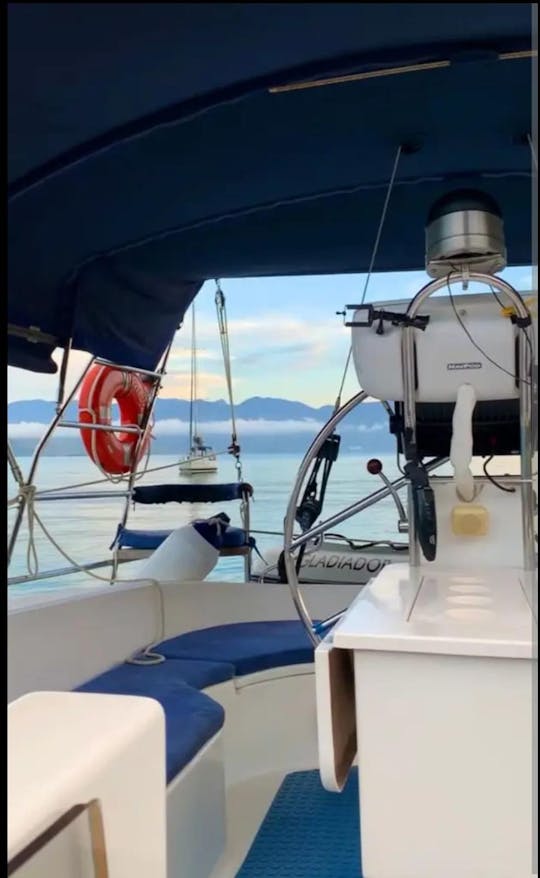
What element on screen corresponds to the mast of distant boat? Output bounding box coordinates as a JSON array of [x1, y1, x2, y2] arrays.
[[188, 304, 197, 456]]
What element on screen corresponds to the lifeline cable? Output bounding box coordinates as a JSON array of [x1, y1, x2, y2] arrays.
[[9, 475, 167, 664]]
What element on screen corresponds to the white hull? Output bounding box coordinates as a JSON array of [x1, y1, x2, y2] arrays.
[[179, 454, 218, 474], [251, 538, 408, 585]]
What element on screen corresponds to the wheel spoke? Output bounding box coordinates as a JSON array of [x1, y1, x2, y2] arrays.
[[312, 611, 347, 637], [282, 391, 368, 645], [282, 383, 448, 644]]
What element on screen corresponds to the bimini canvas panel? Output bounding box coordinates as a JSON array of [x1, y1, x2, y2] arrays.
[[8, 4, 533, 372]]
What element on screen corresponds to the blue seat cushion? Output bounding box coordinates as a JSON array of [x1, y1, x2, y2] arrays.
[[221, 527, 254, 549], [76, 660, 228, 782], [116, 527, 171, 551], [157, 620, 317, 677], [107, 656, 235, 689], [116, 526, 255, 551]]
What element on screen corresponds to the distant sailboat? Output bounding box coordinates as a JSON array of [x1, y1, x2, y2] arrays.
[[179, 305, 218, 475]]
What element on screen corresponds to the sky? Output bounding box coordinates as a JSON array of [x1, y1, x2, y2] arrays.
[[7, 266, 535, 407]]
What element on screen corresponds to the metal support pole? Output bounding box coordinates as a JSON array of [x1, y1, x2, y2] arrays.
[[7, 441, 25, 486], [8, 559, 115, 586], [401, 273, 535, 570], [33, 491, 131, 501], [93, 358, 166, 380], [241, 491, 251, 581], [57, 421, 142, 434], [56, 337, 73, 414], [112, 337, 176, 579], [7, 355, 96, 566]]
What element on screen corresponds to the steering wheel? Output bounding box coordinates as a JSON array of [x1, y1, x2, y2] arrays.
[[281, 389, 451, 646]]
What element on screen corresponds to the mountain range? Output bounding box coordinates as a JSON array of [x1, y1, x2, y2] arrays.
[[7, 396, 394, 456]]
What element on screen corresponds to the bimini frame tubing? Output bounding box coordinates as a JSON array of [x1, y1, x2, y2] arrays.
[[401, 273, 535, 571]]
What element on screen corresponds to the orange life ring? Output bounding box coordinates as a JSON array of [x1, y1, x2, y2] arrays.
[[78, 365, 152, 474]]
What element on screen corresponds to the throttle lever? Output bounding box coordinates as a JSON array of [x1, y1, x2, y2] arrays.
[[367, 459, 408, 533], [404, 460, 437, 562]]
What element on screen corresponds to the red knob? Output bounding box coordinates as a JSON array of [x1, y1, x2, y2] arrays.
[[367, 458, 383, 475]]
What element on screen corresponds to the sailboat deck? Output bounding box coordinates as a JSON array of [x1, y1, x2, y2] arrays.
[[234, 769, 360, 878]]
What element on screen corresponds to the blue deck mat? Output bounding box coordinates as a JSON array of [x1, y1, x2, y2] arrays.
[[237, 769, 361, 877]]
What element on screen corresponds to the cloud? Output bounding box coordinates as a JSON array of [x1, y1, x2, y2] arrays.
[[153, 418, 386, 436], [8, 417, 327, 440], [235, 340, 326, 368], [223, 314, 349, 373], [159, 371, 227, 398], [153, 418, 327, 436], [7, 310, 352, 407], [8, 413, 387, 442], [8, 349, 93, 403], [165, 312, 348, 388], [193, 312, 348, 350], [167, 347, 224, 364], [164, 313, 345, 389], [8, 422, 79, 440], [354, 422, 384, 433]]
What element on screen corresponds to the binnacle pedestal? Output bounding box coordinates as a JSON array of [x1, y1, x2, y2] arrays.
[[318, 563, 535, 878]]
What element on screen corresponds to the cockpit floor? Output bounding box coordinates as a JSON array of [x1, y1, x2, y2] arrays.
[[236, 769, 361, 877]]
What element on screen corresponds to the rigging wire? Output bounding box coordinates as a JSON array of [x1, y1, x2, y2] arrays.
[[488, 285, 507, 310], [359, 145, 403, 308], [447, 275, 536, 503], [215, 280, 242, 478], [482, 455, 516, 493], [9, 479, 167, 664], [487, 284, 536, 408], [189, 304, 196, 450], [334, 144, 403, 411], [25, 453, 230, 499], [445, 271, 533, 387]]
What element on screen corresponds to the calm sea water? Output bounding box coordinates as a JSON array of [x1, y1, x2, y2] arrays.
[[8, 452, 408, 595]]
